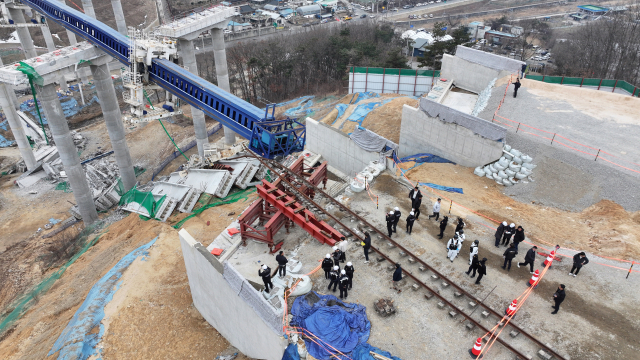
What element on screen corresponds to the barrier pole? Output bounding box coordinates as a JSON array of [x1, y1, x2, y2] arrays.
[[413, 69, 418, 96], [449, 200, 452, 215], [595, 149, 601, 161], [516, 123, 521, 133], [364, 67, 369, 92], [381, 68, 386, 93], [560, 76, 564, 85], [551, 133, 556, 145], [376, 195, 379, 209], [627, 261, 634, 279], [632, 87, 637, 97], [612, 80, 618, 93], [597, 79, 603, 90], [351, 66, 355, 93], [580, 77, 584, 87]]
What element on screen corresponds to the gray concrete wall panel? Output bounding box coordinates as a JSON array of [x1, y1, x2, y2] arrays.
[[441, 54, 514, 94]]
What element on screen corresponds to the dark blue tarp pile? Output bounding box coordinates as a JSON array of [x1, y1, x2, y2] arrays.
[[399, 153, 455, 165], [289, 292, 401, 360]]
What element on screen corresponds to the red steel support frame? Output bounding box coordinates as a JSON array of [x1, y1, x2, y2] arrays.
[[238, 199, 289, 253]]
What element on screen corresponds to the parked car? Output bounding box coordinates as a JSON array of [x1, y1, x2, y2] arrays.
[[303, 23, 311, 27], [370, 14, 376, 18], [417, 28, 425, 32], [360, 14, 367, 18], [403, 5, 411, 8]]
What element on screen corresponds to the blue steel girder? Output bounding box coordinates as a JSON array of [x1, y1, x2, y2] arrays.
[[17, 0, 306, 159]]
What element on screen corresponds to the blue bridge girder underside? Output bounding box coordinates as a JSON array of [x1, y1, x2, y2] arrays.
[[17, 0, 305, 158]]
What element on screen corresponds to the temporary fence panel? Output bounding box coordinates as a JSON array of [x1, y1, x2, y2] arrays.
[[581, 78, 601, 87], [562, 77, 582, 86], [527, 75, 639, 96], [349, 67, 439, 96], [542, 76, 563, 84]]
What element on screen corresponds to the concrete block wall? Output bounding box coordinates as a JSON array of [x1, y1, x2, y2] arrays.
[[179, 229, 287, 360], [399, 104, 503, 167], [305, 118, 381, 176], [440, 54, 514, 93]]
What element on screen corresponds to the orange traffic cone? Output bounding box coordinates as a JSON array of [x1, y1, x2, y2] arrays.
[[469, 337, 483, 358], [505, 299, 518, 317], [528, 269, 540, 288], [543, 250, 556, 267]]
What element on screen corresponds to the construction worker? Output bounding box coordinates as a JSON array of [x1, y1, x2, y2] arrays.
[[469, 240, 479, 265], [502, 223, 515, 246], [392, 263, 403, 293], [413, 193, 423, 220], [466, 253, 479, 278], [457, 230, 466, 243], [275, 251, 288, 278], [495, 221, 507, 247], [332, 246, 344, 266], [344, 262, 355, 289], [406, 211, 416, 234], [475, 258, 487, 285], [569, 252, 589, 277], [517, 246, 537, 273], [386, 211, 395, 237], [552, 284, 566, 314], [513, 226, 525, 251], [393, 207, 401, 233], [339, 270, 349, 299], [428, 198, 441, 221], [362, 232, 371, 263], [409, 186, 422, 208], [446, 234, 461, 262], [513, 78, 521, 98], [328, 265, 340, 292], [438, 216, 448, 239], [502, 243, 518, 271], [455, 217, 465, 233], [322, 254, 333, 279], [259, 264, 273, 293]]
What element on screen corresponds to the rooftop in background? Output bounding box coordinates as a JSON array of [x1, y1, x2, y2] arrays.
[[485, 30, 518, 38], [156, 5, 235, 39], [577, 5, 609, 13]]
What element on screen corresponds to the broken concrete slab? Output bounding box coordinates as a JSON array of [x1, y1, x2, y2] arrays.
[[168, 168, 233, 198], [15, 170, 47, 188]]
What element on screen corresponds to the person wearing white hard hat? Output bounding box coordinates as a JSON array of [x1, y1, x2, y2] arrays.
[[501, 223, 516, 247], [393, 207, 401, 234], [406, 211, 416, 234], [469, 240, 479, 265], [495, 221, 508, 247], [386, 210, 395, 237], [321, 254, 334, 279], [339, 270, 350, 299], [258, 264, 273, 293], [332, 246, 344, 266], [446, 234, 461, 262], [344, 262, 355, 289], [328, 265, 340, 292]]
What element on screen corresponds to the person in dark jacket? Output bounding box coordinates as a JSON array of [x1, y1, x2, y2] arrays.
[[413, 194, 423, 220], [517, 246, 537, 273], [513, 226, 525, 251], [502, 223, 515, 246], [552, 284, 566, 314], [406, 211, 416, 234], [386, 211, 395, 237], [521, 64, 527, 79], [495, 221, 507, 247], [465, 254, 480, 278], [409, 186, 422, 208], [362, 232, 371, 263], [438, 216, 448, 239], [332, 246, 344, 266], [502, 243, 518, 271], [339, 270, 349, 299], [259, 264, 273, 293], [344, 262, 355, 289], [321, 254, 333, 279], [392, 263, 403, 293], [328, 266, 340, 292], [393, 207, 401, 233], [475, 258, 487, 285], [513, 78, 521, 98], [569, 252, 589, 277], [455, 217, 465, 233], [275, 251, 288, 277]]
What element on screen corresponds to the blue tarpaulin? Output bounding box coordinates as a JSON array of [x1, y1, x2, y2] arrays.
[[419, 182, 464, 194], [353, 92, 379, 104], [400, 153, 455, 165], [281, 344, 301, 360], [351, 343, 402, 360], [333, 104, 348, 123]]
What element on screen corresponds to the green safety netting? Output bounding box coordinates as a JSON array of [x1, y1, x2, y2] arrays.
[[600, 79, 616, 88], [582, 78, 601, 87], [562, 77, 582, 86], [0, 222, 107, 337], [16, 62, 48, 145], [55, 181, 72, 193], [172, 187, 255, 229], [119, 186, 166, 219], [619, 81, 635, 94]]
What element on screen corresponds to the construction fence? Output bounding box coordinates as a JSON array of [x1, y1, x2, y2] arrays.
[[348, 67, 440, 96], [525, 75, 640, 97]]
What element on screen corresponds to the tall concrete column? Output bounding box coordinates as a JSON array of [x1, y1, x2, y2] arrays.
[[58, 71, 69, 92], [80, 0, 96, 19], [110, 0, 127, 35], [90, 63, 136, 191], [0, 57, 20, 110], [179, 38, 209, 157], [37, 83, 98, 224], [8, 8, 37, 59], [211, 28, 236, 145], [56, 0, 77, 45], [0, 83, 37, 170], [41, 24, 56, 51]]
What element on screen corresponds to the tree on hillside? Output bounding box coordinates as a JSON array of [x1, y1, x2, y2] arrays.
[[511, 19, 551, 61], [417, 23, 470, 69], [485, 15, 509, 30]]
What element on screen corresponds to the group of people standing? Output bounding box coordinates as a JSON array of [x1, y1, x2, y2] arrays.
[[321, 246, 355, 300]]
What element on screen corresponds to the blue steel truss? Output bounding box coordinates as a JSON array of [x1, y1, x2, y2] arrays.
[[17, 0, 305, 158]]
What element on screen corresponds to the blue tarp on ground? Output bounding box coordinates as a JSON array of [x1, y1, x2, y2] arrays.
[[48, 237, 157, 360], [334, 104, 348, 122], [281, 344, 301, 360], [276, 95, 315, 108], [351, 343, 402, 360], [400, 153, 455, 165], [353, 92, 379, 104], [340, 99, 394, 130], [419, 182, 464, 194]]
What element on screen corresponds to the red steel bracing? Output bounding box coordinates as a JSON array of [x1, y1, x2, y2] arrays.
[[256, 180, 339, 246], [274, 156, 328, 198], [237, 199, 289, 253]]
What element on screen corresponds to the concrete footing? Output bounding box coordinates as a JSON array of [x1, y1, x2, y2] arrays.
[[0, 83, 37, 169], [37, 83, 98, 224], [90, 63, 136, 191]]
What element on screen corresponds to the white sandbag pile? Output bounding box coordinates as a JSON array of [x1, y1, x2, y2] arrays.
[[473, 145, 536, 186], [350, 160, 385, 192]]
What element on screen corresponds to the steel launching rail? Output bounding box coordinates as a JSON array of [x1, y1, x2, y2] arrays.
[[245, 152, 566, 360]]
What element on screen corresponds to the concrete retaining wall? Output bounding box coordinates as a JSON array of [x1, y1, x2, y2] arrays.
[[305, 118, 381, 176], [399, 104, 503, 167], [440, 54, 514, 94], [179, 229, 287, 360]]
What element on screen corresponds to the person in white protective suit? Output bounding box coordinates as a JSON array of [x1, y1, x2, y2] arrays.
[[446, 234, 461, 262], [456, 230, 466, 243], [469, 240, 479, 265]]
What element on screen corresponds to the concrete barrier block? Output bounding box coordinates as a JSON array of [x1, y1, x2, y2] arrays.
[[424, 292, 434, 300], [465, 322, 475, 330], [431, 275, 438, 280], [509, 330, 520, 338], [537, 350, 552, 360], [412, 283, 420, 291], [437, 302, 445, 309], [441, 282, 449, 288], [419, 265, 426, 271], [454, 291, 463, 297], [481, 311, 490, 318], [449, 311, 457, 318]]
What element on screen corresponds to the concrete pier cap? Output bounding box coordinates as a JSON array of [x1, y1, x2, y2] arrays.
[[155, 5, 235, 40]]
